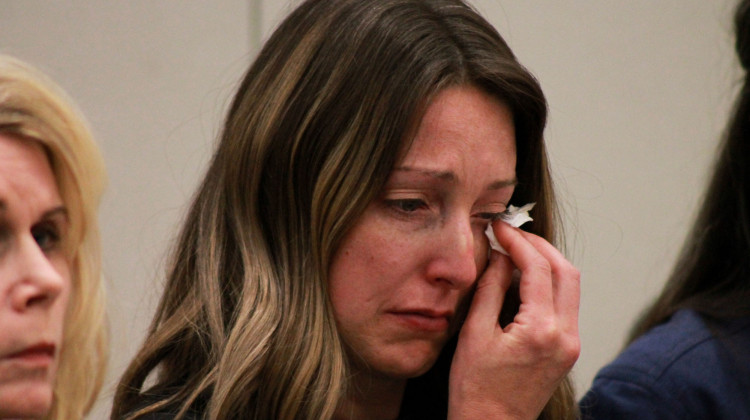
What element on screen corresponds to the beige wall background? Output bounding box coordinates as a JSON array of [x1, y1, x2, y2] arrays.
[[0, 1, 740, 418]]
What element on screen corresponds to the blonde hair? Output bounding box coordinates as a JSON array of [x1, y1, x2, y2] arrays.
[[0, 54, 108, 420], [113, 1, 575, 419]]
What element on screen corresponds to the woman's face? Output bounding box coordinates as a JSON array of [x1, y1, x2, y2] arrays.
[[0, 134, 70, 419], [328, 85, 517, 383]]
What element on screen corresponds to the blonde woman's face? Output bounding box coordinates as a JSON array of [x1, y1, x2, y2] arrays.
[[328, 85, 516, 385], [0, 134, 70, 419]]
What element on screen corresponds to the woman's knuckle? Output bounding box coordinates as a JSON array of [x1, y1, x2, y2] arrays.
[[529, 257, 552, 278], [529, 320, 560, 349], [565, 265, 581, 281], [560, 336, 581, 365]]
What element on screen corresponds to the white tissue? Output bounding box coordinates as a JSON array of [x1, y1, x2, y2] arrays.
[[485, 203, 535, 255]]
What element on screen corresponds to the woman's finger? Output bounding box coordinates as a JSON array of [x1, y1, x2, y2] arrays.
[[491, 221, 554, 313], [462, 250, 514, 334], [518, 230, 580, 329]]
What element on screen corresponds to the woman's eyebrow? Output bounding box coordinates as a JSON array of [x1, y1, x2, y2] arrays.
[[41, 205, 68, 221], [394, 166, 457, 182], [0, 201, 67, 224], [487, 178, 518, 190], [393, 166, 517, 189]]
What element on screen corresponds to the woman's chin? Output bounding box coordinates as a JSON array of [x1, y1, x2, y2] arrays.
[[371, 347, 443, 380], [0, 383, 53, 419]]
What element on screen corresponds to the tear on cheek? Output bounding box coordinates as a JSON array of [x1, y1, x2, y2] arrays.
[[485, 203, 535, 255]]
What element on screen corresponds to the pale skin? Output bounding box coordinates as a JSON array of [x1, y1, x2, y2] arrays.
[[0, 134, 70, 419], [328, 85, 580, 420]]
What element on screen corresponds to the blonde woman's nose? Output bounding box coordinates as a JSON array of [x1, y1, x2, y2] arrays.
[[9, 236, 64, 312]]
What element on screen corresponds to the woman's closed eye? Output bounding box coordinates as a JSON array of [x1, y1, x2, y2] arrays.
[[386, 198, 428, 214], [474, 211, 506, 222]]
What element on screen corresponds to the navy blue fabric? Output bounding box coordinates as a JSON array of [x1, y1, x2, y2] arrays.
[[580, 309, 750, 419]]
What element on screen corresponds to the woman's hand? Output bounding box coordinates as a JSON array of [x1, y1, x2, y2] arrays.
[[448, 221, 580, 420]]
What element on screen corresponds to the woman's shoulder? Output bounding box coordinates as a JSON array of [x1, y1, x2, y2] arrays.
[[603, 309, 750, 379], [607, 309, 722, 371], [580, 309, 750, 419]]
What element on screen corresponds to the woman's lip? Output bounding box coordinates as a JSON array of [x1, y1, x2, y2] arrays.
[[5, 343, 56, 364], [388, 310, 452, 332]]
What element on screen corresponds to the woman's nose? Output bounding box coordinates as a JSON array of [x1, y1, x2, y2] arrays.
[[425, 217, 479, 289], [9, 236, 65, 312]]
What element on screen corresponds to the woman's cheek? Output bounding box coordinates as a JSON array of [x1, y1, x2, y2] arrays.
[[473, 225, 490, 276]]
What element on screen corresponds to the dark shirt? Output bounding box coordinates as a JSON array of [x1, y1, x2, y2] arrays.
[[580, 309, 750, 419]]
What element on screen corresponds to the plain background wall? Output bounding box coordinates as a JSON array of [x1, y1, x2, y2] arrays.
[[1, 2, 251, 418], [0, 1, 740, 418]]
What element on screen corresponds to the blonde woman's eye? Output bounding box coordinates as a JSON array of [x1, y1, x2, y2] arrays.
[[31, 223, 61, 252]]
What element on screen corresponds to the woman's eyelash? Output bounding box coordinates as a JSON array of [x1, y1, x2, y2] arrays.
[[476, 211, 507, 221], [386, 199, 427, 213], [385, 197, 509, 221]]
